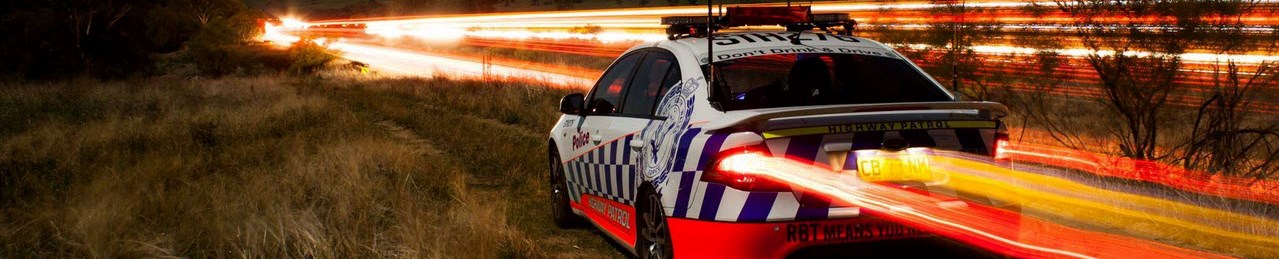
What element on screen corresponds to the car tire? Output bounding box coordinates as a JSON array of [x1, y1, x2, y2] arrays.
[[636, 187, 674, 259], [549, 148, 579, 228]]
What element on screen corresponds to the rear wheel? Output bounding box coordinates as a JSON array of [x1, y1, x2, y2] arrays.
[[636, 188, 673, 259], [549, 148, 579, 228]]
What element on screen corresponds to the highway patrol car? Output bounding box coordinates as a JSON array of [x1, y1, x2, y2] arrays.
[[546, 6, 1008, 258]]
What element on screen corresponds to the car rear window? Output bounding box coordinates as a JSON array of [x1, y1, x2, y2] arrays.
[[707, 53, 953, 111]]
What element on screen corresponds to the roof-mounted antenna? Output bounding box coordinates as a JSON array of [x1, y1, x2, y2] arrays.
[[951, 0, 964, 92], [707, 0, 721, 110]]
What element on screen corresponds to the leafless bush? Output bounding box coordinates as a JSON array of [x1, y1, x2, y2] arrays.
[[1178, 62, 1279, 179], [1052, 0, 1276, 166], [1008, 50, 1103, 149], [924, 2, 1006, 100]]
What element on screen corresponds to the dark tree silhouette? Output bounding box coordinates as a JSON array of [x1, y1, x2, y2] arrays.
[[0, 0, 258, 79], [1057, 0, 1278, 178]]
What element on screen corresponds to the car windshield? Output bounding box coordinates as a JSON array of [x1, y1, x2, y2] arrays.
[[707, 53, 953, 111]]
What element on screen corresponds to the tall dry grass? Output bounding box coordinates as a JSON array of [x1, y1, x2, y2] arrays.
[[312, 73, 619, 257], [0, 76, 563, 258]]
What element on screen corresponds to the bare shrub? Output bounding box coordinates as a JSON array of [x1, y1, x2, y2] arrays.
[[922, 3, 1006, 100], [1053, 0, 1277, 169], [1178, 62, 1279, 179]]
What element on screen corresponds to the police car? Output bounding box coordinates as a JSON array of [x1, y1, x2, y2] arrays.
[[546, 6, 1009, 258]]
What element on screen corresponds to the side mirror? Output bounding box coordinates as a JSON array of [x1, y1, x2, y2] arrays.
[[559, 93, 585, 114]]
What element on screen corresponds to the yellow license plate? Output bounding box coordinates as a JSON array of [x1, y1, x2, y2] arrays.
[[855, 151, 933, 182]]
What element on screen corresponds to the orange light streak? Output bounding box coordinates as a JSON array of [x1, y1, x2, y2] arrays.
[[724, 152, 1233, 259], [1004, 141, 1279, 206], [268, 1, 1279, 114], [462, 38, 628, 58], [330, 41, 594, 87]]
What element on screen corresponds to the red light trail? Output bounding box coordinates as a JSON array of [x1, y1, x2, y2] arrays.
[[1004, 141, 1279, 206], [715, 151, 1268, 258]]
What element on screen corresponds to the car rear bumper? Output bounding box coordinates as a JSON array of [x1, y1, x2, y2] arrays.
[[666, 215, 931, 258]]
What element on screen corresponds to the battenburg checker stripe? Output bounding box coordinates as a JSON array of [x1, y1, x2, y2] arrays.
[[698, 184, 726, 220]]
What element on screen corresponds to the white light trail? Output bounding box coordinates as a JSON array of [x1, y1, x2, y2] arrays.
[[329, 41, 595, 87], [902, 44, 1279, 65]]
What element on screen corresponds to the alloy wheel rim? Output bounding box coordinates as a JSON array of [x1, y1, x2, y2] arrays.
[[551, 182, 564, 218], [643, 194, 669, 259], [550, 159, 566, 219]]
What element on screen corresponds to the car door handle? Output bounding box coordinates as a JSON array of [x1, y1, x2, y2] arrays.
[[629, 140, 643, 150], [591, 135, 602, 143]]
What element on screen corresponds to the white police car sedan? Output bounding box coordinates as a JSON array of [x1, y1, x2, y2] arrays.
[[546, 24, 1008, 258]]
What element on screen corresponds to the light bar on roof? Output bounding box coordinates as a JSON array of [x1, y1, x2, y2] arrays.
[[724, 6, 811, 26], [812, 13, 851, 24], [659, 6, 857, 39], [660, 15, 717, 26]]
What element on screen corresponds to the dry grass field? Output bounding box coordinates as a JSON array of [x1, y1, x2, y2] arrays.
[[0, 75, 620, 258], [2, 69, 1271, 258]]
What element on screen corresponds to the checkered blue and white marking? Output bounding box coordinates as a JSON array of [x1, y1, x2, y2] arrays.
[[656, 126, 999, 222], [559, 121, 998, 223], [564, 135, 639, 206]]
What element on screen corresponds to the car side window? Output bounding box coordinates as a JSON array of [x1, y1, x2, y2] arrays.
[[654, 58, 683, 115], [621, 51, 677, 117], [587, 53, 644, 115]]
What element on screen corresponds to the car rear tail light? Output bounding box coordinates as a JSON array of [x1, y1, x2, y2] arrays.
[[702, 147, 791, 192], [993, 133, 1010, 160]]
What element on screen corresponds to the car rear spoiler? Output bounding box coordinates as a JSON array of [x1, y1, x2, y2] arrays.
[[702, 101, 1009, 132]]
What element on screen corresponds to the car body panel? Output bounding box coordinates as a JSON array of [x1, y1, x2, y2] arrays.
[[547, 31, 1007, 257], [667, 216, 929, 258]]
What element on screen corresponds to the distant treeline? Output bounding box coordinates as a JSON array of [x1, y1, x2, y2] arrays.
[[0, 0, 265, 79]]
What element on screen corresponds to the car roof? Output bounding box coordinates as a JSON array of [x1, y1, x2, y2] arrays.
[[633, 31, 899, 64]]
